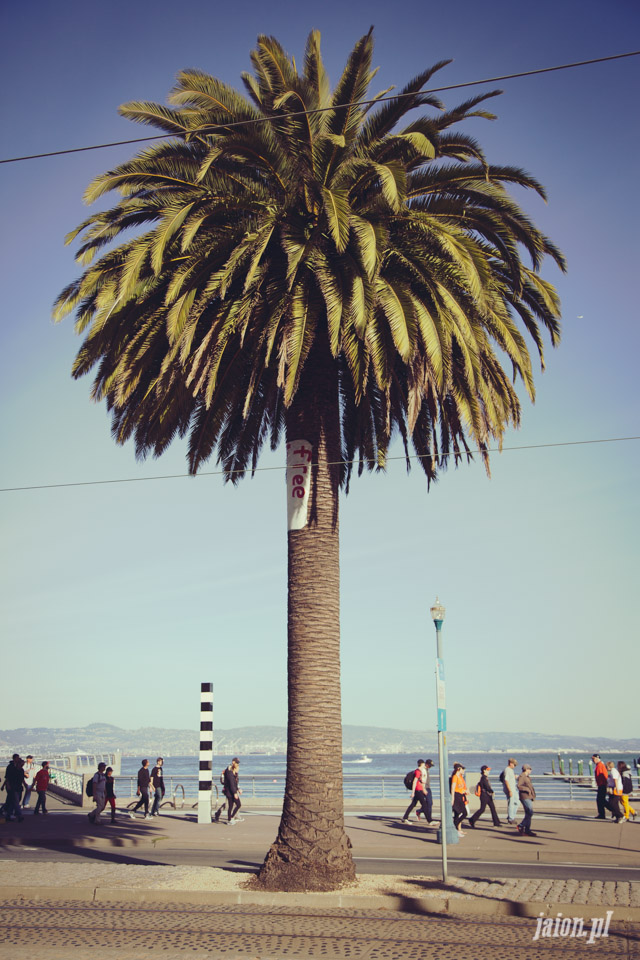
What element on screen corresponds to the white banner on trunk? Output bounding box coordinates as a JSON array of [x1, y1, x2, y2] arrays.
[[286, 439, 313, 531]]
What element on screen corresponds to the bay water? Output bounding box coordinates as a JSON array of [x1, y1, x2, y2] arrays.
[[118, 751, 639, 802]]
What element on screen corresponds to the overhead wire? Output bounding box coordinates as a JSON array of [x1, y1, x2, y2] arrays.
[[1, 50, 637, 494], [0, 50, 638, 165], [0, 436, 637, 493]]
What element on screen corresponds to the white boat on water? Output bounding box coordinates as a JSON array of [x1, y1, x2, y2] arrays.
[[343, 755, 372, 764]]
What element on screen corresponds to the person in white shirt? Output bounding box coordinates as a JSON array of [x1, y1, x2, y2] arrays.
[[606, 761, 625, 824], [501, 758, 518, 824], [88, 763, 107, 824], [22, 755, 36, 809]]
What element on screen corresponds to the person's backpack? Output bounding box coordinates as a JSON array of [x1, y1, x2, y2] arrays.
[[475, 782, 482, 797], [219, 768, 226, 786], [403, 770, 415, 790], [498, 769, 505, 784], [85, 776, 94, 798]]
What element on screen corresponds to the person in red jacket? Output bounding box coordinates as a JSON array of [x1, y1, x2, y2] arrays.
[[592, 753, 612, 819], [401, 760, 434, 825], [33, 762, 50, 815]]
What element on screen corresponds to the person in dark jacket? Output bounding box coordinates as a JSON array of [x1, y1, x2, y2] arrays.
[[130, 759, 151, 819], [2, 755, 25, 822], [104, 766, 117, 823], [221, 758, 242, 824], [468, 765, 502, 828], [517, 764, 537, 836], [150, 758, 165, 817], [618, 763, 636, 821]]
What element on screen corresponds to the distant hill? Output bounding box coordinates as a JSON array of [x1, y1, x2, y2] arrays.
[[0, 723, 637, 757]]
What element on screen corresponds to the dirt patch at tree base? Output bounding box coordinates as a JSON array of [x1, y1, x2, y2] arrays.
[[251, 858, 357, 893]]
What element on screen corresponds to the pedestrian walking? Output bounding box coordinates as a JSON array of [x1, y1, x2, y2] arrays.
[[2, 755, 25, 822], [500, 757, 519, 824], [450, 763, 468, 836], [22, 756, 36, 809], [606, 761, 625, 823], [468, 765, 502, 828], [33, 762, 50, 815], [517, 764, 536, 836], [402, 760, 434, 824], [150, 758, 165, 816], [414, 759, 435, 823], [88, 763, 107, 824], [217, 758, 243, 824], [618, 763, 637, 821], [130, 759, 152, 819], [104, 766, 117, 823], [592, 753, 612, 819]]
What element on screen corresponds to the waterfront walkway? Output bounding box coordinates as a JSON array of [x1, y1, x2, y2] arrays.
[[1, 796, 639, 920]]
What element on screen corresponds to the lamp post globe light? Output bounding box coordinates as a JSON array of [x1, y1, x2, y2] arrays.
[[431, 597, 458, 883]]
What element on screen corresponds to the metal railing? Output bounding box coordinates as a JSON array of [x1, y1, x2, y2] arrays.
[[111, 773, 620, 804], [48, 768, 83, 794]]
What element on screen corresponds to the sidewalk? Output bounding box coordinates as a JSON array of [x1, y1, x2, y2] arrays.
[[2, 798, 639, 920]]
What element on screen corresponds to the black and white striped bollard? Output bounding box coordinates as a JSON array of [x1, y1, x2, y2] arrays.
[[198, 682, 213, 824]]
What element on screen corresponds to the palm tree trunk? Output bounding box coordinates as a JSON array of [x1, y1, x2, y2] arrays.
[[257, 351, 355, 891]]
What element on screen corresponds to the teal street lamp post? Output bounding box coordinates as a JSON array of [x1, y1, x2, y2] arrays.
[[431, 597, 458, 883]]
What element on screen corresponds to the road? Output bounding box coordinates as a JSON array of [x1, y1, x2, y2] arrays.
[[1, 845, 639, 884], [0, 898, 637, 960]]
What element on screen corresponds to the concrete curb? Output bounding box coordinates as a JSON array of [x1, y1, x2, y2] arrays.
[[2, 886, 639, 921]]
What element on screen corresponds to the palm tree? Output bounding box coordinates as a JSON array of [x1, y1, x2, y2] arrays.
[[54, 29, 565, 890]]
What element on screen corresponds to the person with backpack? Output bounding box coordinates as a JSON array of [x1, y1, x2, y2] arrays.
[[618, 763, 637, 821], [467, 765, 501, 828], [606, 761, 625, 824], [501, 757, 518, 824], [401, 759, 434, 824], [88, 762, 107, 824]]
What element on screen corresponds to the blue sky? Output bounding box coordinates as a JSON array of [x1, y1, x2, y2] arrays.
[[1, 0, 638, 742]]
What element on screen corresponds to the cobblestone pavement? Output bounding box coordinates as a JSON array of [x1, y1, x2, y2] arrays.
[[1, 860, 639, 911], [0, 899, 638, 960]]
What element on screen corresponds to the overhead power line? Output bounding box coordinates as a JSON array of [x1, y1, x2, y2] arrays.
[[1, 435, 637, 493], [1, 50, 638, 166]]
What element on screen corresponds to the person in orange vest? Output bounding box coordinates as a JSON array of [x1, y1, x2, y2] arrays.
[[592, 753, 612, 819], [450, 763, 468, 836]]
